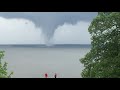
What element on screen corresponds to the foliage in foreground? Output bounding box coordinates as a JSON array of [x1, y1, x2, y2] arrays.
[[80, 12, 120, 78], [0, 51, 13, 78]]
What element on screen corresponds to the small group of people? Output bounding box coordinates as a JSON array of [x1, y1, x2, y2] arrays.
[[45, 73, 57, 78]]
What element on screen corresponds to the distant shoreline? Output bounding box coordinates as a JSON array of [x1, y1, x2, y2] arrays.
[[0, 44, 91, 48], [0, 44, 91, 45]]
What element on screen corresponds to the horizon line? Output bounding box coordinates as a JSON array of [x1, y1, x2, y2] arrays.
[[0, 44, 91, 45]]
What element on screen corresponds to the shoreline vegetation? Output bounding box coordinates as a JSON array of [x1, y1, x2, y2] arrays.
[[0, 51, 13, 78], [80, 12, 120, 78]]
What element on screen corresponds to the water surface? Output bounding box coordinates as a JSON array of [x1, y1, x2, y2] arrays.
[[0, 45, 91, 78]]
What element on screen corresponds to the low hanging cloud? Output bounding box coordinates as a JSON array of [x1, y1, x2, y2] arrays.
[[0, 17, 45, 44], [0, 17, 91, 45], [0, 12, 97, 42], [52, 21, 91, 44]]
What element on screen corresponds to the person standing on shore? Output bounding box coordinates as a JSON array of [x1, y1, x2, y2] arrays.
[[45, 73, 48, 78], [54, 73, 57, 78]]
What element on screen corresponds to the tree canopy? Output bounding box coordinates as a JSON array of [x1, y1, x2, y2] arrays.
[[80, 12, 120, 78]]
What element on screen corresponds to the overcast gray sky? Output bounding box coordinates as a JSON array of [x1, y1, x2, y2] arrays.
[[0, 12, 97, 45]]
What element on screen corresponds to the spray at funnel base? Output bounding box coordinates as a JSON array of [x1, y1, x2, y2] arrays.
[[45, 40, 53, 46], [43, 33, 54, 46]]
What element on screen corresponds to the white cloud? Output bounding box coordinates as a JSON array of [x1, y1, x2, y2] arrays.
[[52, 21, 91, 44], [0, 17, 91, 45], [0, 17, 45, 44]]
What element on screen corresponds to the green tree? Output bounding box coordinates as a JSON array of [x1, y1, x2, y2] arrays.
[[0, 51, 13, 78], [80, 12, 120, 78]]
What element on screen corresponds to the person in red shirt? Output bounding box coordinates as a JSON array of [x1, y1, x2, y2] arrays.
[[45, 73, 48, 78]]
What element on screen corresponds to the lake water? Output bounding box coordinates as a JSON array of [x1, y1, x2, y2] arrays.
[[0, 45, 91, 78]]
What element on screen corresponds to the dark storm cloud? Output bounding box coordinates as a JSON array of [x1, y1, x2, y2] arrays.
[[0, 12, 97, 44]]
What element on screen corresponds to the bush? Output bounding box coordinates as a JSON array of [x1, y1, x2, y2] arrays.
[[0, 51, 13, 78]]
